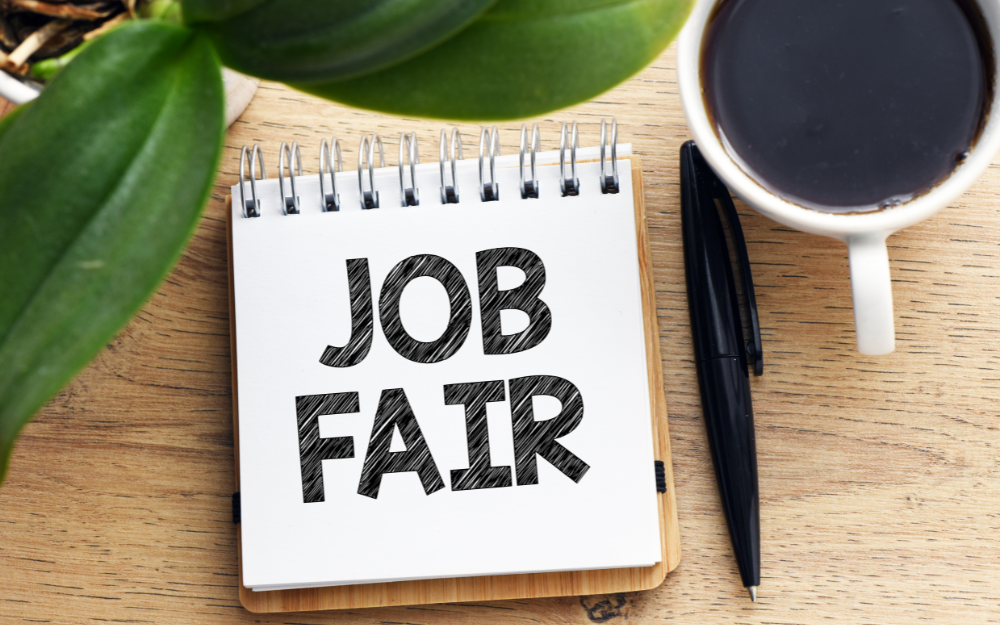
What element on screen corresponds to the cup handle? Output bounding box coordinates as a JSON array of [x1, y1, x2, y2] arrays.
[[847, 235, 895, 355]]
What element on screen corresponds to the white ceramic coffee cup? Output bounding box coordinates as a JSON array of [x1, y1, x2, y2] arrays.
[[677, 0, 1000, 355]]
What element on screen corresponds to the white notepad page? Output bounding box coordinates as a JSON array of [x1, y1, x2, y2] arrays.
[[230, 146, 661, 591]]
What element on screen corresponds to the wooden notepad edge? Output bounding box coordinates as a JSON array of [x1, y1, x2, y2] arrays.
[[225, 155, 681, 613]]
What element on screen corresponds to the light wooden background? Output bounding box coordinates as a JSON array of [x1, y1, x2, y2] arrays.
[[1, 45, 999, 624]]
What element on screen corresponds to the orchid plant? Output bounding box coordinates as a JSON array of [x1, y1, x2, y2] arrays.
[[0, 0, 693, 484]]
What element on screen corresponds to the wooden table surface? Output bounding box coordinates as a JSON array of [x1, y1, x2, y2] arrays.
[[2, 45, 999, 625]]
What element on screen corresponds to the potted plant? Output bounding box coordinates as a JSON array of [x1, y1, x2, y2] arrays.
[[0, 0, 693, 485], [0, 1, 258, 122]]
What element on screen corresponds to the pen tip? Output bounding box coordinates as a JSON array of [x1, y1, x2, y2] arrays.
[[748, 586, 757, 602]]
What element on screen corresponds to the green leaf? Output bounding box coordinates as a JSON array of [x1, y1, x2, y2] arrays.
[[0, 101, 28, 139], [0, 21, 224, 485], [295, 0, 694, 121], [184, 0, 498, 82]]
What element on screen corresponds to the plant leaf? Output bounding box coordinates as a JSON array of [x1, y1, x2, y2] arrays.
[[184, 0, 498, 82], [295, 0, 694, 121], [0, 102, 28, 139], [180, 0, 267, 22], [0, 21, 224, 484]]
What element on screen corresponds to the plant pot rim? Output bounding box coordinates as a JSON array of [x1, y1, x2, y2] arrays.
[[0, 70, 42, 105]]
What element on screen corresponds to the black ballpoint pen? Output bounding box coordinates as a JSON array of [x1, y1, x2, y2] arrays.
[[680, 141, 762, 602]]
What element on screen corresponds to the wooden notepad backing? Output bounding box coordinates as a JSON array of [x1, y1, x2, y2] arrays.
[[226, 156, 680, 613]]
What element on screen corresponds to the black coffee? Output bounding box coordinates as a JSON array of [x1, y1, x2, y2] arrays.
[[701, 0, 993, 212]]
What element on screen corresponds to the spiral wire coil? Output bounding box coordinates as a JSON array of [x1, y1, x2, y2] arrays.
[[358, 134, 384, 210], [239, 144, 265, 218], [238, 119, 621, 217], [559, 121, 580, 197], [399, 132, 420, 207], [479, 125, 500, 202], [319, 137, 342, 212], [440, 128, 462, 204], [520, 123, 540, 199], [278, 141, 302, 215], [600, 117, 620, 194]]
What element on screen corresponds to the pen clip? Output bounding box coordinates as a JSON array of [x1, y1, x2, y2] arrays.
[[692, 145, 764, 376]]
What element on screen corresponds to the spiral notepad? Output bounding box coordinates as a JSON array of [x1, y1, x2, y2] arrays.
[[226, 120, 677, 602]]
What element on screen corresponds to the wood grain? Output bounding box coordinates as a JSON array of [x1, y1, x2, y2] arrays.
[[2, 44, 999, 624]]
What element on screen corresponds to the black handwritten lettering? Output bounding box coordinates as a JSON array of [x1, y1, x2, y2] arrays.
[[444, 380, 513, 491], [358, 388, 445, 498], [319, 258, 373, 368], [379, 254, 472, 363], [509, 375, 590, 485], [296, 392, 358, 503], [477, 248, 552, 355]]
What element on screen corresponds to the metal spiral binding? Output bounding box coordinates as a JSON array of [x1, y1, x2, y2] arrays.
[[319, 137, 342, 212], [239, 144, 265, 218], [479, 126, 500, 202], [278, 141, 302, 215], [236, 118, 622, 217], [520, 123, 540, 199], [358, 134, 384, 210], [600, 117, 620, 194], [399, 132, 420, 207], [559, 121, 580, 197], [440, 128, 462, 204]]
